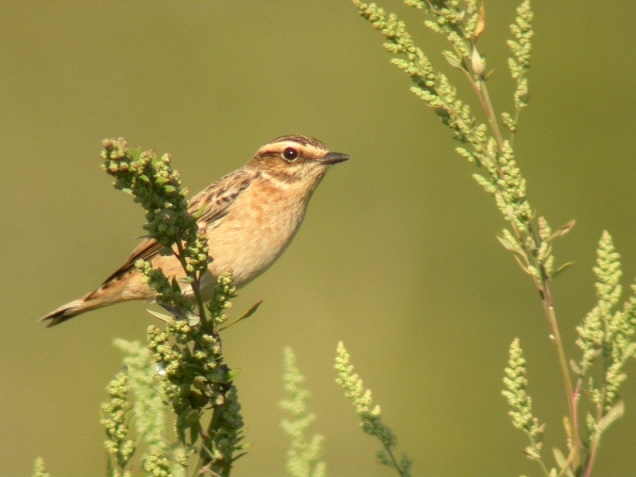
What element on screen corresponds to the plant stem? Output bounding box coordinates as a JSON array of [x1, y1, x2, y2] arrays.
[[478, 77, 506, 150], [584, 438, 599, 477], [583, 385, 607, 477], [538, 256, 581, 470], [191, 398, 230, 477], [382, 443, 405, 477], [470, 66, 582, 471], [536, 454, 551, 477], [510, 100, 522, 150]]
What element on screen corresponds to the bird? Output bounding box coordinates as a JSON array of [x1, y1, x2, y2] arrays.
[[40, 135, 350, 326]]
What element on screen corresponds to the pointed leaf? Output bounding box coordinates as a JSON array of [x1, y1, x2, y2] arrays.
[[597, 400, 624, 433], [191, 202, 207, 220], [548, 219, 576, 241], [146, 309, 174, 323], [232, 451, 249, 462], [496, 233, 518, 253], [552, 447, 575, 477], [475, 3, 485, 39], [219, 300, 263, 332], [513, 254, 532, 275], [552, 262, 575, 279], [442, 50, 463, 69], [226, 368, 241, 381]]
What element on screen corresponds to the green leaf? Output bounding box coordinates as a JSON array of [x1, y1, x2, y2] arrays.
[[495, 230, 523, 256], [442, 50, 463, 69], [513, 254, 532, 275], [219, 300, 263, 332], [552, 261, 575, 279], [146, 309, 174, 323], [552, 447, 575, 477], [496, 233, 518, 253], [191, 202, 207, 220], [569, 359, 582, 376], [226, 368, 241, 381], [597, 400, 624, 433], [548, 219, 576, 241]]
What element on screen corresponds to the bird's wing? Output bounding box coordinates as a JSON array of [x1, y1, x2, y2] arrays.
[[100, 168, 255, 285], [189, 169, 254, 227]]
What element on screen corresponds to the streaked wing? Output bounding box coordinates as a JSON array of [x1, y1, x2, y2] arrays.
[[100, 168, 255, 286], [101, 238, 163, 285], [189, 169, 254, 226]]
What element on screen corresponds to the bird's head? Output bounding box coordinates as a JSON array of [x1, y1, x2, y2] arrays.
[[248, 135, 349, 190]]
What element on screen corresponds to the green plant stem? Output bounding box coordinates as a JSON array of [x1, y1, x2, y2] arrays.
[[475, 81, 570, 412], [477, 77, 506, 150], [585, 435, 599, 477], [459, 61, 505, 152], [191, 398, 229, 477], [532, 218, 582, 470], [583, 384, 608, 477], [510, 101, 522, 149], [571, 378, 585, 473], [538, 459, 550, 477], [470, 67, 582, 471], [383, 443, 403, 477], [543, 289, 578, 459], [556, 450, 575, 477]]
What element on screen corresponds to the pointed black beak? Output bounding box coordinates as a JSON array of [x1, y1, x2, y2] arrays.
[[318, 152, 350, 165]]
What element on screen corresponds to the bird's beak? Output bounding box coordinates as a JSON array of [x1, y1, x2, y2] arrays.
[[317, 152, 350, 165]]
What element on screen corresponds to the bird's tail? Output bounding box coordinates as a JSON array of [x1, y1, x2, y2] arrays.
[[39, 294, 105, 327], [39, 277, 138, 327]]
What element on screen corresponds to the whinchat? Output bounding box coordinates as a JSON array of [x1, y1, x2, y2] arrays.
[[40, 135, 349, 326]]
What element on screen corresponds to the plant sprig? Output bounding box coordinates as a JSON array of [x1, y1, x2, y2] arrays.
[[573, 231, 636, 477], [280, 347, 326, 477], [100, 139, 246, 477], [335, 342, 411, 477], [101, 370, 136, 477], [351, 1, 636, 476], [502, 338, 550, 475]]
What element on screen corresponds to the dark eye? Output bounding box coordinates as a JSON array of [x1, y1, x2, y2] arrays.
[[283, 147, 299, 161]]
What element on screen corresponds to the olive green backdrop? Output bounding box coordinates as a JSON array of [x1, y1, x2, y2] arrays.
[[1, 2, 636, 476]]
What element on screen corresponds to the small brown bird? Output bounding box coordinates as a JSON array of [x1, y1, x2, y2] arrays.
[[40, 135, 349, 326]]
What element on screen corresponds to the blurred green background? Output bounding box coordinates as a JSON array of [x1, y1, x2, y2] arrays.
[[2, 1, 636, 476]]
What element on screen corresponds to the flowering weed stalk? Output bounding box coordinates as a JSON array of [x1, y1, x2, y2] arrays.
[[100, 139, 246, 477], [280, 347, 326, 477], [335, 342, 411, 477], [350, 1, 636, 475]]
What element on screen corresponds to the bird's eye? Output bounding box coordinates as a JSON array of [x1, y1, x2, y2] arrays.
[[283, 147, 299, 161]]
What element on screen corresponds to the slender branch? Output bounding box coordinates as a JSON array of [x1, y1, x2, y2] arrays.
[[382, 443, 404, 477], [584, 447, 598, 477], [471, 53, 581, 469], [191, 398, 229, 477], [510, 101, 522, 149], [537, 455, 551, 477], [583, 383, 607, 477], [478, 78, 506, 149], [471, 60, 577, 437]]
